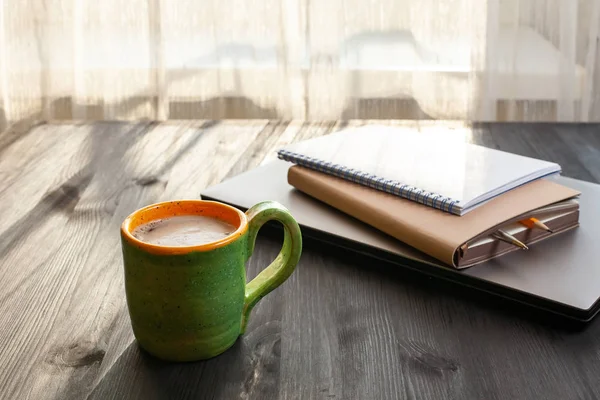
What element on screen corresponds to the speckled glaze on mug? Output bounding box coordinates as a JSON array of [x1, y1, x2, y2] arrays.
[[120, 200, 302, 362]]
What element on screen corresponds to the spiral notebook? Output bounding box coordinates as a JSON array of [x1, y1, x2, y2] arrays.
[[277, 126, 561, 215]]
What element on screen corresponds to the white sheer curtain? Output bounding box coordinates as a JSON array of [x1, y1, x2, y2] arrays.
[[0, 0, 598, 130]]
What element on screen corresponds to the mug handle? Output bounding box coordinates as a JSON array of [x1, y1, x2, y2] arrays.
[[241, 201, 302, 333]]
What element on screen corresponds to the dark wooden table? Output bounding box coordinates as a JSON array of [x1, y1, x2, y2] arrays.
[[1, 120, 600, 400]]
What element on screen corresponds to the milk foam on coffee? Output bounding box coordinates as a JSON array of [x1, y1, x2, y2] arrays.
[[132, 215, 236, 246]]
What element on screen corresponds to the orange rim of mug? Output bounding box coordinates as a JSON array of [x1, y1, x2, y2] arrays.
[[120, 200, 248, 255]]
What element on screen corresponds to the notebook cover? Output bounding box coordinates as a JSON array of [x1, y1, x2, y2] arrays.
[[288, 165, 580, 268], [278, 126, 560, 215]]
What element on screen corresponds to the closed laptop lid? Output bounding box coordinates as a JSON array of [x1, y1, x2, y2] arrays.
[[201, 160, 600, 321]]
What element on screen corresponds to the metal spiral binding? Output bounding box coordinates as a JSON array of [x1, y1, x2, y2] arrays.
[[277, 150, 459, 214]]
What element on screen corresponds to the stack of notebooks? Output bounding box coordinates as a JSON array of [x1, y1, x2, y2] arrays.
[[277, 126, 581, 269]]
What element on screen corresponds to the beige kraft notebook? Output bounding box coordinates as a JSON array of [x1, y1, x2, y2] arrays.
[[288, 166, 580, 269]]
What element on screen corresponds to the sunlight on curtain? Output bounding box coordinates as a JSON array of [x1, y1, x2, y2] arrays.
[[0, 0, 598, 129]]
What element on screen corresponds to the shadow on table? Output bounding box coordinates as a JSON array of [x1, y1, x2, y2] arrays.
[[88, 340, 251, 400]]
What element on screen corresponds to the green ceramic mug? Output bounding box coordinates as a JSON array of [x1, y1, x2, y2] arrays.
[[120, 200, 302, 362]]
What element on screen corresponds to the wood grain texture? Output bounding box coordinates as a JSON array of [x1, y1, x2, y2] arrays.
[[0, 120, 600, 400]]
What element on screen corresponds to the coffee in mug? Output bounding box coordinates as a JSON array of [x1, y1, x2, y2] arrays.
[[132, 215, 236, 247]]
